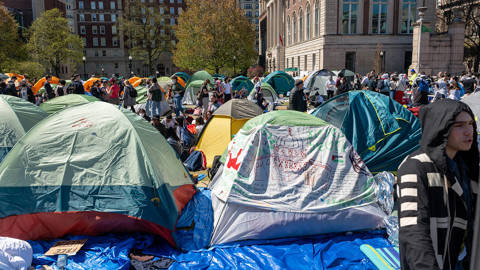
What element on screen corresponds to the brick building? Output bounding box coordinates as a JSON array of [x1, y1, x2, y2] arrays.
[[259, 0, 437, 75], [69, 0, 186, 78]]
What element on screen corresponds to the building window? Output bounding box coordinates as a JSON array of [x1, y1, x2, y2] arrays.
[[111, 14, 116, 22], [110, 1, 115, 9], [245, 3, 252, 9], [92, 25, 98, 34], [100, 25, 105, 34], [170, 18, 175, 25], [95, 50, 99, 56], [170, 7, 175, 14], [401, 0, 416, 34], [102, 50, 107, 56], [345, 52, 356, 71], [112, 25, 117, 35], [306, 4, 311, 40], [299, 9, 303, 42], [304, 55, 307, 70], [287, 16, 291, 45], [170, 0, 174, 3], [178, 7, 182, 14], [99, 1, 104, 9], [342, 0, 358, 34], [114, 63, 119, 69], [80, 25, 86, 34], [297, 56, 300, 69], [246, 11, 252, 17], [314, 0, 319, 37], [312, 53, 316, 69], [113, 37, 118, 46], [79, 1, 84, 9], [79, 14, 85, 21], [92, 14, 97, 21], [101, 37, 106, 46], [82, 38, 87, 46], [93, 37, 98, 46], [91, 1, 95, 9], [287, 58, 289, 68], [372, 0, 387, 34], [293, 13, 297, 43], [160, 7, 164, 14], [99, 14, 105, 21]]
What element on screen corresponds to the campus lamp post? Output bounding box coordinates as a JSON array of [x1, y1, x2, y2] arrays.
[[82, 56, 86, 80], [233, 56, 236, 75], [128, 55, 133, 77]]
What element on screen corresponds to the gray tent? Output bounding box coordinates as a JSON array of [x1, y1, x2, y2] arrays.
[[304, 69, 336, 96]]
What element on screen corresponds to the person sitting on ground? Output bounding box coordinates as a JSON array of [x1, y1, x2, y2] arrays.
[[161, 114, 176, 130], [195, 116, 205, 135], [313, 92, 324, 107], [398, 99, 478, 270], [203, 110, 213, 122], [166, 126, 182, 156], [207, 95, 221, 112]]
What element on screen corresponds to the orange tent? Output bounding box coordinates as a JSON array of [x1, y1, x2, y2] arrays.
[[128, 77, 141, 84], [83, 77, 101, 92], [32, 76, 60, 94], [6, 73, 24, 81], [177, 77, 186, 88], [132, 78, 149, 88]]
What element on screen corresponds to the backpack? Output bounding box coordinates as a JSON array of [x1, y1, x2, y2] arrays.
[[181, 126, 196, 149], [129, 86, 138, 98], [183, 150, 206, 171], [208, 155, 223, 179], [418, 79, 429, 92], [66, 83, 76, 94]]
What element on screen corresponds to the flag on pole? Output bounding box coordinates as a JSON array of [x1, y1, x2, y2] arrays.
[[279, 35, 284, 47]]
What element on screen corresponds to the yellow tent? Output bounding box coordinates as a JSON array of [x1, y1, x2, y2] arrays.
[[196, 99, 263, 167]]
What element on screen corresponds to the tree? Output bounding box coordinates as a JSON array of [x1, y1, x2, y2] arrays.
[[174, 0, 257, 74], [27, 8, 83, 77], [438, 1, 480, 72], [0, 3, 25, 73], [120, 0, 172, 76]]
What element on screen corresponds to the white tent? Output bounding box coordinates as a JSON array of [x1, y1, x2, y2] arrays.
[[209, 111, 388, 245]]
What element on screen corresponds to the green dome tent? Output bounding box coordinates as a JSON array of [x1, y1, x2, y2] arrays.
[[0, 95, 48, 162], [231, 76, 254, 92], [183, 80, 210, 105], [0, 102, 196, 245], [39, 94, 100, 114], [247, 82, 279, 108], [185, 70, 213, 90], [312, 90, 421, 173], [263, 71, 295, 95]]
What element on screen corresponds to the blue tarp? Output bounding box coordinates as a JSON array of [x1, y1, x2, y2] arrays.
[[312, 91, 421, 173], [29, 231, 390, 270]]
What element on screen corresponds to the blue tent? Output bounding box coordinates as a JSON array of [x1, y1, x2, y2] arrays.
[[172, 72, 190, 83], [231, 76, 254, 92], [263, 71, 294, 95], [312, 90, 421, 173]]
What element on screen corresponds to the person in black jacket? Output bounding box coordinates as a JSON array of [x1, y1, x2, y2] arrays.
[[44, 75, 55, 100], [69, 74, 85, 94], [288, 79, 307, 112], [5, 77, 18, 97], [397, 99, 479, 270]]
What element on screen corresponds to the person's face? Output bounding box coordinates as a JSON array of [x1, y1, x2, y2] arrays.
[[298, 83, 303, 89], [447, 111, 475, 153]]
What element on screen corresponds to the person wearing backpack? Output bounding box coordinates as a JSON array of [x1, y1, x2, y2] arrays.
[[68, 74, 85, 95], [122, 80, 137, 112], [377, 74, 390, 96]]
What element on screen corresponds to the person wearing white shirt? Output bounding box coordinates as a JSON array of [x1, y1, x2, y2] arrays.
[[223, 77, 232, 102], [325, 76, 336, 99]]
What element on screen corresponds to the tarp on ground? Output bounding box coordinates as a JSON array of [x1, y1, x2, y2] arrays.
[[231, 76, 254, 92], [263, 70, 295, 95], [196, 99, 263, 167], [312, 90, 421, 173], [39, 94, 100, 114], [0, 95, 48, 162], [28, 229, 391, 270], [209, 110, 386, 245], [0, 102, 195, 245], [247, 82, 279, 105]]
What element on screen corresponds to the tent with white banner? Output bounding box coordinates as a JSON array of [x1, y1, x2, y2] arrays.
[[209, 110, 388, 245]]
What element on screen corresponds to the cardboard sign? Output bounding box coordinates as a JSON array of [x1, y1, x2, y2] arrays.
[[44, 239, 87, 256]]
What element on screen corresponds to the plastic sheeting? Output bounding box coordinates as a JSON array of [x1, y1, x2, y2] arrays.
[[29, 231, 391, 270], [0, 237, 32, 270]]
